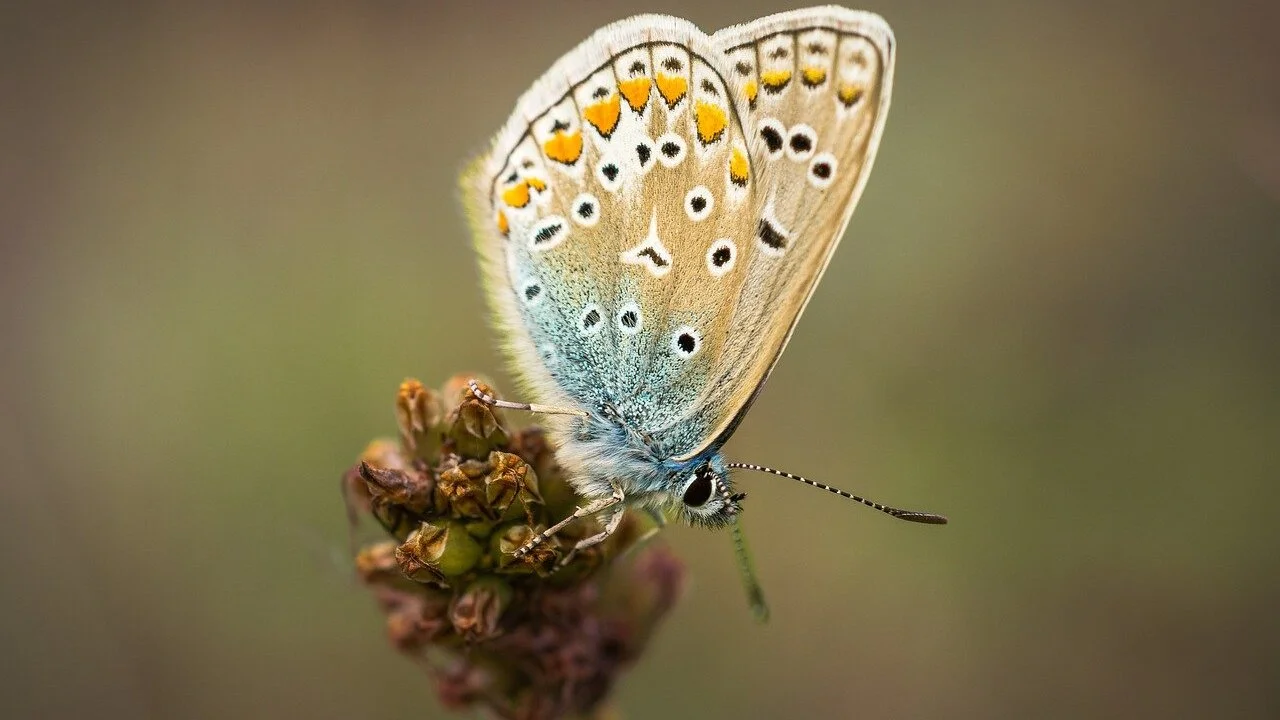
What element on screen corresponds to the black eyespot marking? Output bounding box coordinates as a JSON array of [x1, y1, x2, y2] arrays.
[[577, 201, 594, 219], [533, 221, 564, 246], [758, 218, 787, 250], [636, 143, 651, 165], [683, 470, 713, 507], [677, 333, 696, 354], [789, 133, 813, 154], [734, 61, 752, 76], [637, 247, 668, 268], [690, 196, 707, 212], [524, 284, 541, 301], [583, 308, 600, 328], [551, 119, 571, 132], [812, 162, 832, 179], [521, 159, 534, 169], [806, 42, 828, 55], [592, 86, 609, 99], [661, 57, 682, 71], [505, 171, 518, 183], [760, 126, 784, 153], [602, 164, 619, 181], [701, 79, 718, 95], [630, 60, 645, 74], [712, 246, 731, 267], [661, 141, 680, 158], [620, 310, 638, 328], [768, 47, 789, 59]]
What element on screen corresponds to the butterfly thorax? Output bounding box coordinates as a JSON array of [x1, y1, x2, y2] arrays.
[[553, 407, 742, 529]]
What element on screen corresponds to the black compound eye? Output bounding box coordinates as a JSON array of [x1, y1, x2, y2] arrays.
[[682, 470, 714, 507]]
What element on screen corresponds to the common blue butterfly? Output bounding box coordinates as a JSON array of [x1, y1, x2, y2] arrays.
[[461, 6, 946, 617]]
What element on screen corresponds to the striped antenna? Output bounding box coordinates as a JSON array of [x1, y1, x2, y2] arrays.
[[727, 463, 949, 525]]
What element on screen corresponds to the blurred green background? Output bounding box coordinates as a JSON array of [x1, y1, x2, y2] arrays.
[[4, 0, 1278, 717]]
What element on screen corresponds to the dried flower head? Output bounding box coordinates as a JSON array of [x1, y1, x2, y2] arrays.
[[344, 373, 685, 720]]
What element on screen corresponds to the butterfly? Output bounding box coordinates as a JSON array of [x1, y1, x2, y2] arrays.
[[461, 6, 946, 618]]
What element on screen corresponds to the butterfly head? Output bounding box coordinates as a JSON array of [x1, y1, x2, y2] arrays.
[[673, 461, 744, 529]]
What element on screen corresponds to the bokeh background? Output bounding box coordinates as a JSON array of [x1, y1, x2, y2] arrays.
[[4, 0, 1278, 717]]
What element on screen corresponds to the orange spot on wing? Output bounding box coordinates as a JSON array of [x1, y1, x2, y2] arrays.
[[502, 181, 531, 208], [729, 147, 749, 187], [655, 73, 688, 108], [496, 210, 509, 235], [526, 177, 547, 192], [760, 70, 792, 93], [837, 83, 865, 107], [801, 67, 827, 87], [618, 77, 651, 112], [543, 130, 583, 165], [743, 80, 758, 107], [582, 95, 621, 137], [694, 101, 727, 145]]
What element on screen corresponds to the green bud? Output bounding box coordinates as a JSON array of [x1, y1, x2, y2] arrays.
[[396, 520, 482, 582]]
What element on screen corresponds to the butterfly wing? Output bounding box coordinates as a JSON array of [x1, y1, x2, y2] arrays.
[[657, 8, 896, 461], [463, 16, 757, 435]]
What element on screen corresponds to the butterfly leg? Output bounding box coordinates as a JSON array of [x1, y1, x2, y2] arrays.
[[557, 505, 626, 568], [512, 484, 625, 560], [468, 379, 587, 418]]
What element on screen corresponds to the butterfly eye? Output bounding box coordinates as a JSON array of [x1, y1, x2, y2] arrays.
[[681, 471, 714, 508]]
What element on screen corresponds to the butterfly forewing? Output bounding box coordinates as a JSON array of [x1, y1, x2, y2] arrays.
[[661, 8, 895, 460]]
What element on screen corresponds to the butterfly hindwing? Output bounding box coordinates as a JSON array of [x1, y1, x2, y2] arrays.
[[464, 15, 759, 442]]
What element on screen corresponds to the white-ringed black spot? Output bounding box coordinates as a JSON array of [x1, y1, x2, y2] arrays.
[[570, 193, 601, 227], [656, 133, 686, 168], [595, 156, 624, 192], [519, 279, 545, 306], [757, 217, 788, 254], [758, 119, 785, 158], [592, 86, 609, 99], [629, 60, 645, 74], [671, 325, 701, 358], [579, 304, 604, 336], [705, 238, 737, 277], [617, 303, 642, 335], [528, 215, 569, 251], [785, 124, 817, 161], [636, 142, 652, 167], [684, 186, 714, 221], [808, 152, 838, 189], [661, 57, 683, 72]]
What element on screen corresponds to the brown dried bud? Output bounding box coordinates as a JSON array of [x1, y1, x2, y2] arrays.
[[436, 461, 490, 518], [396, 520, 482, 582], [380, 585, 451, 652], [493, 523, 560, 576], [449, 575, 512, 642], [485, 451, 541, 522], [396, 379, 444, 459], [443, 376, 508, 459]]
